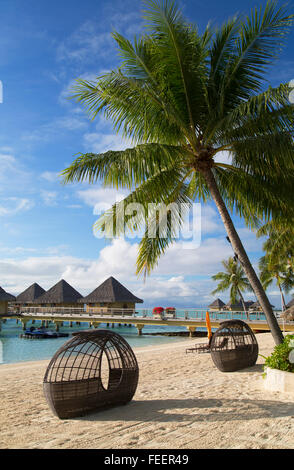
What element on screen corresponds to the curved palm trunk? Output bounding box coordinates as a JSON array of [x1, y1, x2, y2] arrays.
[[237, 288, 249, 320], [201, 168, 284, 345], [276, 276, 286, 312]]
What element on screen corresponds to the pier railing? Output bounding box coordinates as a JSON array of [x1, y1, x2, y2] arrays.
[[5, 306, 289, 324], [12, 306, 137, 317]]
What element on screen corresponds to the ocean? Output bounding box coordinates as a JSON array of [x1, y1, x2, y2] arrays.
[[0, 308, 271, 365]]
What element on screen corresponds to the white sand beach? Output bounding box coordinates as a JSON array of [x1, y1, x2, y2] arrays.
[[1, 332, 294, 449]]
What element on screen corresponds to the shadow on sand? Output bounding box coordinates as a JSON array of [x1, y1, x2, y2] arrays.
[[76, 395, 294, 424]]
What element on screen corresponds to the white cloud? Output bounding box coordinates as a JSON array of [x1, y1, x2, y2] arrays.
[[0, 153, 33, 194], [66, 204, 83, 209], [56, 21, 113, 64], [41, 190, 58, 206], [214, 151, 232, 166], [0, 233, 280, 306], [77, 187, 129, 214], [201, 205, 225, 235], [0, 197, 34, 216], [22, 115, 88, 143], [40, 171, 60, 183], [83, 132, 133, 153]]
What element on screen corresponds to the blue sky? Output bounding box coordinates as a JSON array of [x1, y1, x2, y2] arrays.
[[0, 0, 293, 308]]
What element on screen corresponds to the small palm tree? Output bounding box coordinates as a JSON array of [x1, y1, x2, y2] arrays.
[[212, 257, 253, 319], [259, 256, 294, 311], [258, 219, 294, 272], [62, 0, 294, 344]]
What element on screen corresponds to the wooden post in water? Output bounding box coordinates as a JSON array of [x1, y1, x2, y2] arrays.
[[135, 324, 144, 336], [187, 326, 196, 338]]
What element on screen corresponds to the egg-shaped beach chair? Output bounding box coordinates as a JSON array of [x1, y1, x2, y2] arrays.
[[43, 330, 139, 419], [210, 320, 258, 372]]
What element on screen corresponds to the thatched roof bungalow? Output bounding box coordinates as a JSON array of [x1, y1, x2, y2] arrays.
[[33, 279, 83, 307], [248, 301, 275, 312], [223, 300, 255, 311], [285, 298, 294, 310], [79, 276, 143, 314], [15, 283, 46, 305], [0, 287, 16, 314], [281, 305, 294, 321], [208, 298, 225, 311]]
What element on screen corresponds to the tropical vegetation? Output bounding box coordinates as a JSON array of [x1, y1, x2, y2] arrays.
[[211, 257, 253, 318], [263, 334, 294, 373], [62, 0, 294, 344], [259, 255, 293, 311]]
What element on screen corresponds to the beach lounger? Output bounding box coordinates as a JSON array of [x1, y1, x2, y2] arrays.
[[186, 335, 213, 354], [185, 335, 229, 354]]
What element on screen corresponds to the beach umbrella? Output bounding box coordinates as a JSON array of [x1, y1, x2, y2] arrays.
[[206, 311, 212, 339]]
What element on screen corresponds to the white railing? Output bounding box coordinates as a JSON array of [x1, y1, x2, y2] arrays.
[[14, 306, 137, 317], [5, 305, 292, 324]]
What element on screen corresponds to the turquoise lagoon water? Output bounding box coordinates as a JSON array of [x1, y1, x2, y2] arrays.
[[0, 309, 270, 365], [0, 317, 190, 365]]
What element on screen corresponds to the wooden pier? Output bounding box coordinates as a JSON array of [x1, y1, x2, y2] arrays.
[[1, 307, 294, 336]]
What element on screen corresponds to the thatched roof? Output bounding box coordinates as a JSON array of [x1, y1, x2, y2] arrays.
[[223, 300, 255, 311], [79, 276, 143, 304], [0, 286, 15, 301], [286, 298, 294, 309], [15, 283, 46, 303], [33, 279, 82, 304], [208, 298, 225, 309], [281, 305, 294, 321], [223, 301, 243, 309], [249, 300, 275, 309]]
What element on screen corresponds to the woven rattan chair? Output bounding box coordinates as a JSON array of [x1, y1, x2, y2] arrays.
[[43, 330, 139, 419], [210, 320, 258, 372]]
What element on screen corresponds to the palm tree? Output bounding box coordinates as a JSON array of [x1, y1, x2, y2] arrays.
[[259, 255, 293, 311], [257, 219, 294, 272], [212, 257, 253, 319], [61, 0, 294, 344]]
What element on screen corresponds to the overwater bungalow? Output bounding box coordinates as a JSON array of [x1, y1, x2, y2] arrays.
[[208, 298, 225, 311], [33, 279, 83, 310], [223, 300, 255, 311], [13, 283, 46, 313], [0, 287, 16, 314], [286, 298, 294, 309], [79, 276, 143, 315], [248, 301, 275, 312]]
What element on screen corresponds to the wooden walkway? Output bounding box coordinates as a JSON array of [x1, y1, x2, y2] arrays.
[[1, 310, 294, 336]]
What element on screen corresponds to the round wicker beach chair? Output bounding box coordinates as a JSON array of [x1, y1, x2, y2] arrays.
[[43, 330, 139, 419], [210, 320, 258, 372]]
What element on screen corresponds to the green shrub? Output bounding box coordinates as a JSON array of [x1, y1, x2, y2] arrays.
[[263, 335, 294, 373]]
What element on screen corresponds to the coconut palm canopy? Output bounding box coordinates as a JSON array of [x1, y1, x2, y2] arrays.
[[0, 287, 15, 302], [15, 283, 46, 303], [33, 280, 82, 304], [79, 277, 143, 304], [61, 0, 294, 345], [212, 257, 253, 310]]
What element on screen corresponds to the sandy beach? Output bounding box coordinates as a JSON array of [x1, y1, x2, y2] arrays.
[[1, 332, 294, 449]]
